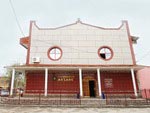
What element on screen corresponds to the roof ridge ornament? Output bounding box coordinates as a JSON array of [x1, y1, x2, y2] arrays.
[[76, 18, 82, 23]]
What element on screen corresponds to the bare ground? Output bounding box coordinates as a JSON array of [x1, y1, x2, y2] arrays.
[[0, 107, 150, 113]]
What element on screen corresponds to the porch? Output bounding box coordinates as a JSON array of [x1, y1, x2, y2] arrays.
[[6, 65, 144, 98]]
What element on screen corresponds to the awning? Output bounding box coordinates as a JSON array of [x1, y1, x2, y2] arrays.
[[5, 64, 148, 72]]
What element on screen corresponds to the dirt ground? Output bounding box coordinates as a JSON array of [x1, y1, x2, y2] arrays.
[[0, 107, 150, 113]]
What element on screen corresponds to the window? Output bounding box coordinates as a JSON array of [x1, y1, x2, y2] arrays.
[[48, 47, 62, 61], [98, 46, 113, 60]]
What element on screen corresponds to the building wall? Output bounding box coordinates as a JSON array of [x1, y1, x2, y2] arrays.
[[26, 71, 79, 94], [101, 72, 135, 94], [26, 73, 45, 93], [25, 71, 136, 95], [29, 21, 133, 65], [137, 68, 150, 98]]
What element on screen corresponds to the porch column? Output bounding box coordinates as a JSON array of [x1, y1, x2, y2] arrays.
[[10, 68, 15, 96], [22, 70, 25, 76], [131, 68, 138, 97], [97, 68, 102, 97], [44, 68, 48, 96], [79, 68, 83, 97]]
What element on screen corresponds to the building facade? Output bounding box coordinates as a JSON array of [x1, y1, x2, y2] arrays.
[[9, 20, 143, 97]]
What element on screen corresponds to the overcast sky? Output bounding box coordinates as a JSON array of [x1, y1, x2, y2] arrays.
[[0, 0, 150, 75]]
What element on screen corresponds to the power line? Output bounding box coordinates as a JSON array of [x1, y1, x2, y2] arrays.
[[9, 0, 25, 37]]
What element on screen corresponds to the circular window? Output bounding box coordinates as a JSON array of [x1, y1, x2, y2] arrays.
[[48, 46, 62, 61], [98, 46, 113, 60]]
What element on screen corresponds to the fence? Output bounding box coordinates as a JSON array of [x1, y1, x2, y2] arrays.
[[105, 90, 150, 106], [0, 90, 150, 107], [0, 90, 81, 106]]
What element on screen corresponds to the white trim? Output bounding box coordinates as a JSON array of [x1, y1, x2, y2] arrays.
[[79, 68, 83, 97], [44, 68, 48, 96], [10, 68, 15, 96], [6, 65, 144, 71], [131, 68, 138, 97], [97, 68, 102, 96]]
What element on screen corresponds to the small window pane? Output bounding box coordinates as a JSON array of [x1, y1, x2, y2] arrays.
[[55, 54, 61, 59], [100, 53, 106, 59], [50, 54, 55, 59], [56, 49, 61, 54], [50, 49, 55, 54], [105, 49, 111, 53], [100, 48, 105, 53], [105, 54, 111, 59]]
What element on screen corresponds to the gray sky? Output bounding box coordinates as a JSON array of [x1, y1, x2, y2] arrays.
[[0, 0, 150, 75]]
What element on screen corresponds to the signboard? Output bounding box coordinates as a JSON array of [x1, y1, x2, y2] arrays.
[[104, 78, 113, 88], [52, 75, 75, 81]]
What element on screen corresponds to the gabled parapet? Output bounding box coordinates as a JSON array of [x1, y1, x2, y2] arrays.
[[20, 20, 138, 65]]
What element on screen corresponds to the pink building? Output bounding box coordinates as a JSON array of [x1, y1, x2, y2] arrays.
[[137, 68, 150, 98]]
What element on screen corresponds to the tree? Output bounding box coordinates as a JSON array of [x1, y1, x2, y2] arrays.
[[5, 64, 26, 90]]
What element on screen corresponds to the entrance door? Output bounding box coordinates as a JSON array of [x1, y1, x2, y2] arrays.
[[89, 80, 95, 97]]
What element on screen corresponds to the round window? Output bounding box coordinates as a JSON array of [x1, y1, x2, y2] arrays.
[[48, 47, 62, 61], [98, 46, 113, 60]]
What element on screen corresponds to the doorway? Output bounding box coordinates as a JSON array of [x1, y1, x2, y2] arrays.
[[89, 80, 95, 97]]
